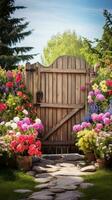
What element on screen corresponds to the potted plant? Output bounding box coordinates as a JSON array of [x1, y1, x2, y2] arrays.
[[10, 134, 42, 171], [95, 131, 112, 168], [76, 129, 97, 162]]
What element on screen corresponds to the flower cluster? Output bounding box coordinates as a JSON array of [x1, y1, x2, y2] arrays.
[[0, 67, 37, 121], [73, 67, 112, 163], [10, 134, 42, 157]]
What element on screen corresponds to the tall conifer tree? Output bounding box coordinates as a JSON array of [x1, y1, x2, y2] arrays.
[[0, 0, 34, 69]]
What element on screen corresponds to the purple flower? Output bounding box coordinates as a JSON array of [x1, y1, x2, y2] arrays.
[[88, 91, 94, 96], [96, 94, 105, 101]]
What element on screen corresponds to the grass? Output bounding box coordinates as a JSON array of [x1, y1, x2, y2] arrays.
[[0, 168, 36, 200], [80, 169, 112, 200]]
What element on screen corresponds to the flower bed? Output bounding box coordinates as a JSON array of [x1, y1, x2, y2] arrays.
[[0, 67, 43, 168], [73, 66, 112, 167]]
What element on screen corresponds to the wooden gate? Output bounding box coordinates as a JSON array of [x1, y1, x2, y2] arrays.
[[25, 56, 94, 153]]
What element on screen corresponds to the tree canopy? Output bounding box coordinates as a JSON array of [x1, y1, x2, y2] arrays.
[[80, 10, 112, 67], [42, 31, 83, 65], [0, 0, 35, 69]]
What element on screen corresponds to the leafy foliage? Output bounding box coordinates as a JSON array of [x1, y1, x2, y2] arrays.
[[42, 31, 83, 65], [80, 10, 112, 67]]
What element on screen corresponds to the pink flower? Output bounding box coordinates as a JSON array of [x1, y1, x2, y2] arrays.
[[73, 124, 82, 132], [81, 122, 89, 129], [103, 118, 111, 125], [96, 123, 103, 130], [97, 113, 104, 121], [6, 71, 13, 79], [80, 86, 86, 91], [91, 113, 98, 122], [94, 89, 101, 95], [96, 94, 105, 101], [103, 112, 111, 118]]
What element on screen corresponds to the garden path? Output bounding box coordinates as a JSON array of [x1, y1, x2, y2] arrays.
[[15, 154, 96, 200]]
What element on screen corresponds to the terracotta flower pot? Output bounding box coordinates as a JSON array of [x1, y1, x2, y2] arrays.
[[85, 152, 96, 162], [16, 156, 32, 171], [96, 158, 106, 169]]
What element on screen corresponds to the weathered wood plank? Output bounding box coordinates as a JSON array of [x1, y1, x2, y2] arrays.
[[36, 103, 84, 109], [40, 68, 87, 73], [43, 106, 84, 141]]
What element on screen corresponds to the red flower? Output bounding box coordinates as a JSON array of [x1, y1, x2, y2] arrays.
[[28, 135, 35, 144], [17, 91, 23, 97], [16, 144, 25, 153], [107, 90, 112, 95], [6, 82, 13, 88], [15, 72, 22, 83], [106, 80, 112, 87], [20, 84, 25, 88], [36, 140, 41, 149], [0, 103, 7, 112]]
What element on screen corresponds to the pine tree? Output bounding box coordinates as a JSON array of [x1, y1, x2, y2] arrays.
[[0, 0, 35, 69]]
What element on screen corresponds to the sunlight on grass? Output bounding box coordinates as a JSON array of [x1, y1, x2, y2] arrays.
[[81, 170, 112, 200], [0, 169, 36, 200]]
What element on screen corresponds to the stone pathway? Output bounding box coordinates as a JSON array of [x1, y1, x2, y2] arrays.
[[14, 154, 96, 200]]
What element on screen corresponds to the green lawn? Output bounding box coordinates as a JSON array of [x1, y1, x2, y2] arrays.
[[0, 168, 36, 200], [81, 170, 112, 200]]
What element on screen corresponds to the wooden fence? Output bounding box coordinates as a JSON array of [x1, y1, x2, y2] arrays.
[[24, 56, 95, 153]]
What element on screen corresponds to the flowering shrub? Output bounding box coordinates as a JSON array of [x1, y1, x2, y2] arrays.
[[0, 67, 43, 167], [0, 67, 37, 121], [73, 64, 112, 164], [76, 129, 97, 154]]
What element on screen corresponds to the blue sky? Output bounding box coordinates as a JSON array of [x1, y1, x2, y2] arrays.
[[15, 0, 112, 63]]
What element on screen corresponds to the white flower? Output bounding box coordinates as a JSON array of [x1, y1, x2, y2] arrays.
[[0, 121, 5, 125], [16, 132, 21, 137], [11, 122, 17, 130], [35, 118, 41, 124], [22, 109, 28, 115], [13, 117, 20, 123], [5, 122, 11, 127]]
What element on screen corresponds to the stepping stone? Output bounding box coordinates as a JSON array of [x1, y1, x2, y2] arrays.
[[55, 190, 83, 200], [28, 190, 54, 200], [14, 189, 32, 193], [51, 185, 77, 191], [64, 154, 84, 161], [32, 166, 47, 173], [27, 171, 36, 177], [80, 165, 96, 172], [35, 173, 52, 178], [80, 182, 94, 189], [53, 176, 84, 187], [35, 177, 53, 183], [49, 166, 87, 176], [49, 188, 65, 193], [59, 163, 75, 167], [35, 183, 50, 189]]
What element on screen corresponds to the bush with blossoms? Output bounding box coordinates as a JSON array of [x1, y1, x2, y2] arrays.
[[73, 64, 112, 163], [0, 67, 37, 121], [0, 67, 43, 166]]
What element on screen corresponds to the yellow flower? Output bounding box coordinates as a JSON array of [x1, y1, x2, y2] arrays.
[[92, 83, 98, 90], [101, 85, 107, 92], [100, 80, 106, 87]]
